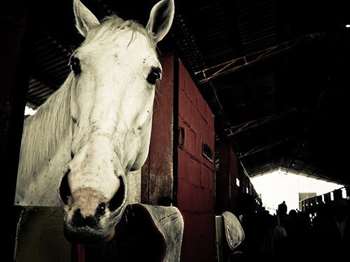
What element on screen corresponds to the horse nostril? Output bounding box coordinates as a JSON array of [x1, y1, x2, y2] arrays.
[[108, 177, 126, 212], [96, 202, 106, 217], [72, 208, 84, 227], [59, 169, 72, 205]]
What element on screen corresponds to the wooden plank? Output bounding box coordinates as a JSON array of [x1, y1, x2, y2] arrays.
[[141, 53, 174, 205], [177, 60, 215, 262], [15, 208, 72, 262]]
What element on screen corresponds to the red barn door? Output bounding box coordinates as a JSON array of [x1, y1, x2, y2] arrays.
[[177, 60, 215, 262]]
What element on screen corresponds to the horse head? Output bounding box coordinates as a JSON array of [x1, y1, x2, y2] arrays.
[[58, 0, 174, 243]]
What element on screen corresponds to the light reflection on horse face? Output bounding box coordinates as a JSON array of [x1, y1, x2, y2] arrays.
[[58, 0, 174, 242]]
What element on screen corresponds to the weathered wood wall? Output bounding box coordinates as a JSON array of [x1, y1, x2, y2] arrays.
[[15, 208, 72, 262], [177, 60, 216, 262], [141, 53, 174, 205]]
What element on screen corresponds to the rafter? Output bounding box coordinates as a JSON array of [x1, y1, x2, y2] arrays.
[[194, 33, 324, 84], [224, 108, 297, 137], [238, 137, 291, 159]]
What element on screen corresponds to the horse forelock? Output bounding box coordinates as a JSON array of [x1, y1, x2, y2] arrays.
[[82, 16, 157, 50]]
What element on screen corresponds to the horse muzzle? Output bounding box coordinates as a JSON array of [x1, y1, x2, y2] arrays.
[[64, 222, 115, 243], [61, 175, 128, 243]]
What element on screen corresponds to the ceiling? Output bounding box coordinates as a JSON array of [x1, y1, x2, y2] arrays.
[[23, 0, 350, 184]]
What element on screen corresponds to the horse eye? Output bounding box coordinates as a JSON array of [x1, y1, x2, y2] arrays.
[[147, 67, 161, 85], [70, 56, 81, 75]]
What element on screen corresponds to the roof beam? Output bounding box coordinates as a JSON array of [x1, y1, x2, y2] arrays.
[[195, 33, 324, 84], [224, 108, 297, 137], [238, 137, 291, 159]]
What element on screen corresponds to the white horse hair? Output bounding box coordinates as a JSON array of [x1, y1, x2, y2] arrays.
[[17, 18, 156, 190], [15, 0, 175, 243], [18, 75, 73, 184]]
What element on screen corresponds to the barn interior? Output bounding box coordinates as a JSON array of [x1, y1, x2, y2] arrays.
[[18, 0, 350, 184], [1, 0, 350, 261]]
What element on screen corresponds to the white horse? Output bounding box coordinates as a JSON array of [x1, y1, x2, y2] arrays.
[[15, 0, 177, 244]]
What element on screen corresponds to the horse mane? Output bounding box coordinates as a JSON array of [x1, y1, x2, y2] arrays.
[[18, 74, 74, 177]]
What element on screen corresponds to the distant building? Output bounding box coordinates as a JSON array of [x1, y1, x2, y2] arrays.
[[299, 192, 316, 210]]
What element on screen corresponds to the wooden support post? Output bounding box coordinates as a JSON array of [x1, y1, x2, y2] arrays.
[[0, 1, 29, 260]]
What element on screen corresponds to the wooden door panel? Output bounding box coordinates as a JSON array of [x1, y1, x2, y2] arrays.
[[177, 60, 215, 262]]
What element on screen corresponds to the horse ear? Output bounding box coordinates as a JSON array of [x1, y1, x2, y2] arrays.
[[73, 0, 100, 37], [146, 0, 175, 43]]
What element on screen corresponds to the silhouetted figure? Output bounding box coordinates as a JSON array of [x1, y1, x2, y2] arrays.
[[240, 205, 277, 260], [277, 201, 287, 216]]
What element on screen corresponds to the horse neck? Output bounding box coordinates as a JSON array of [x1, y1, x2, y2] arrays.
[[19, 74, 74, 177]]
